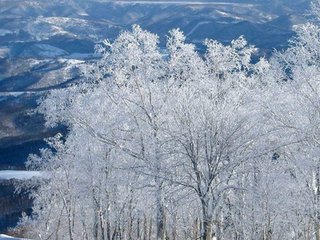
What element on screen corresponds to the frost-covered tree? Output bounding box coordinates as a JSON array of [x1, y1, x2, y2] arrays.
[[22, 25, 174, 240], [164, 30, 267, 240], [264, 13, 320, 239], [18, 22, 311, 240]]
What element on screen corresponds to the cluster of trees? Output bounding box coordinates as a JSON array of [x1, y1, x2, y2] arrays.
[[18, 2, 320, 239]]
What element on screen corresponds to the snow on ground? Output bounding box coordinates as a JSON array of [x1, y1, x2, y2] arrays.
[[0, 29, 14, 37], [215, 10, 247, 21], [40, 16, 89, 26], [186, 21, 212, 37], [0, 170, 42, 180], [0, 48, 10, 59], [0, 234, 31, 240], [34, 44, 68, 57], [0, 92, 25, 97]]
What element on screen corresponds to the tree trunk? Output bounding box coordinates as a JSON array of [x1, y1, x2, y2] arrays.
[[148, 217, 153, 240], [201, 198, 213, 240], [316, 164, 320, 240], [153, 128, 166, 240], [137, 217, 141, 240], [143, 215, 148, 240], [172, 211, 177, 240], [100, 209, 106, 240], [128, 194, 134, 240], [316, 224, 320, 240], [202, 219, 213, 240], [193, 218, 199, 239], [156, 178, 166, 240]]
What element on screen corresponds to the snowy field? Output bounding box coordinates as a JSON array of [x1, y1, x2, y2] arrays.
[[0, 171, 42, 180], [0, 234, 30, 240]]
